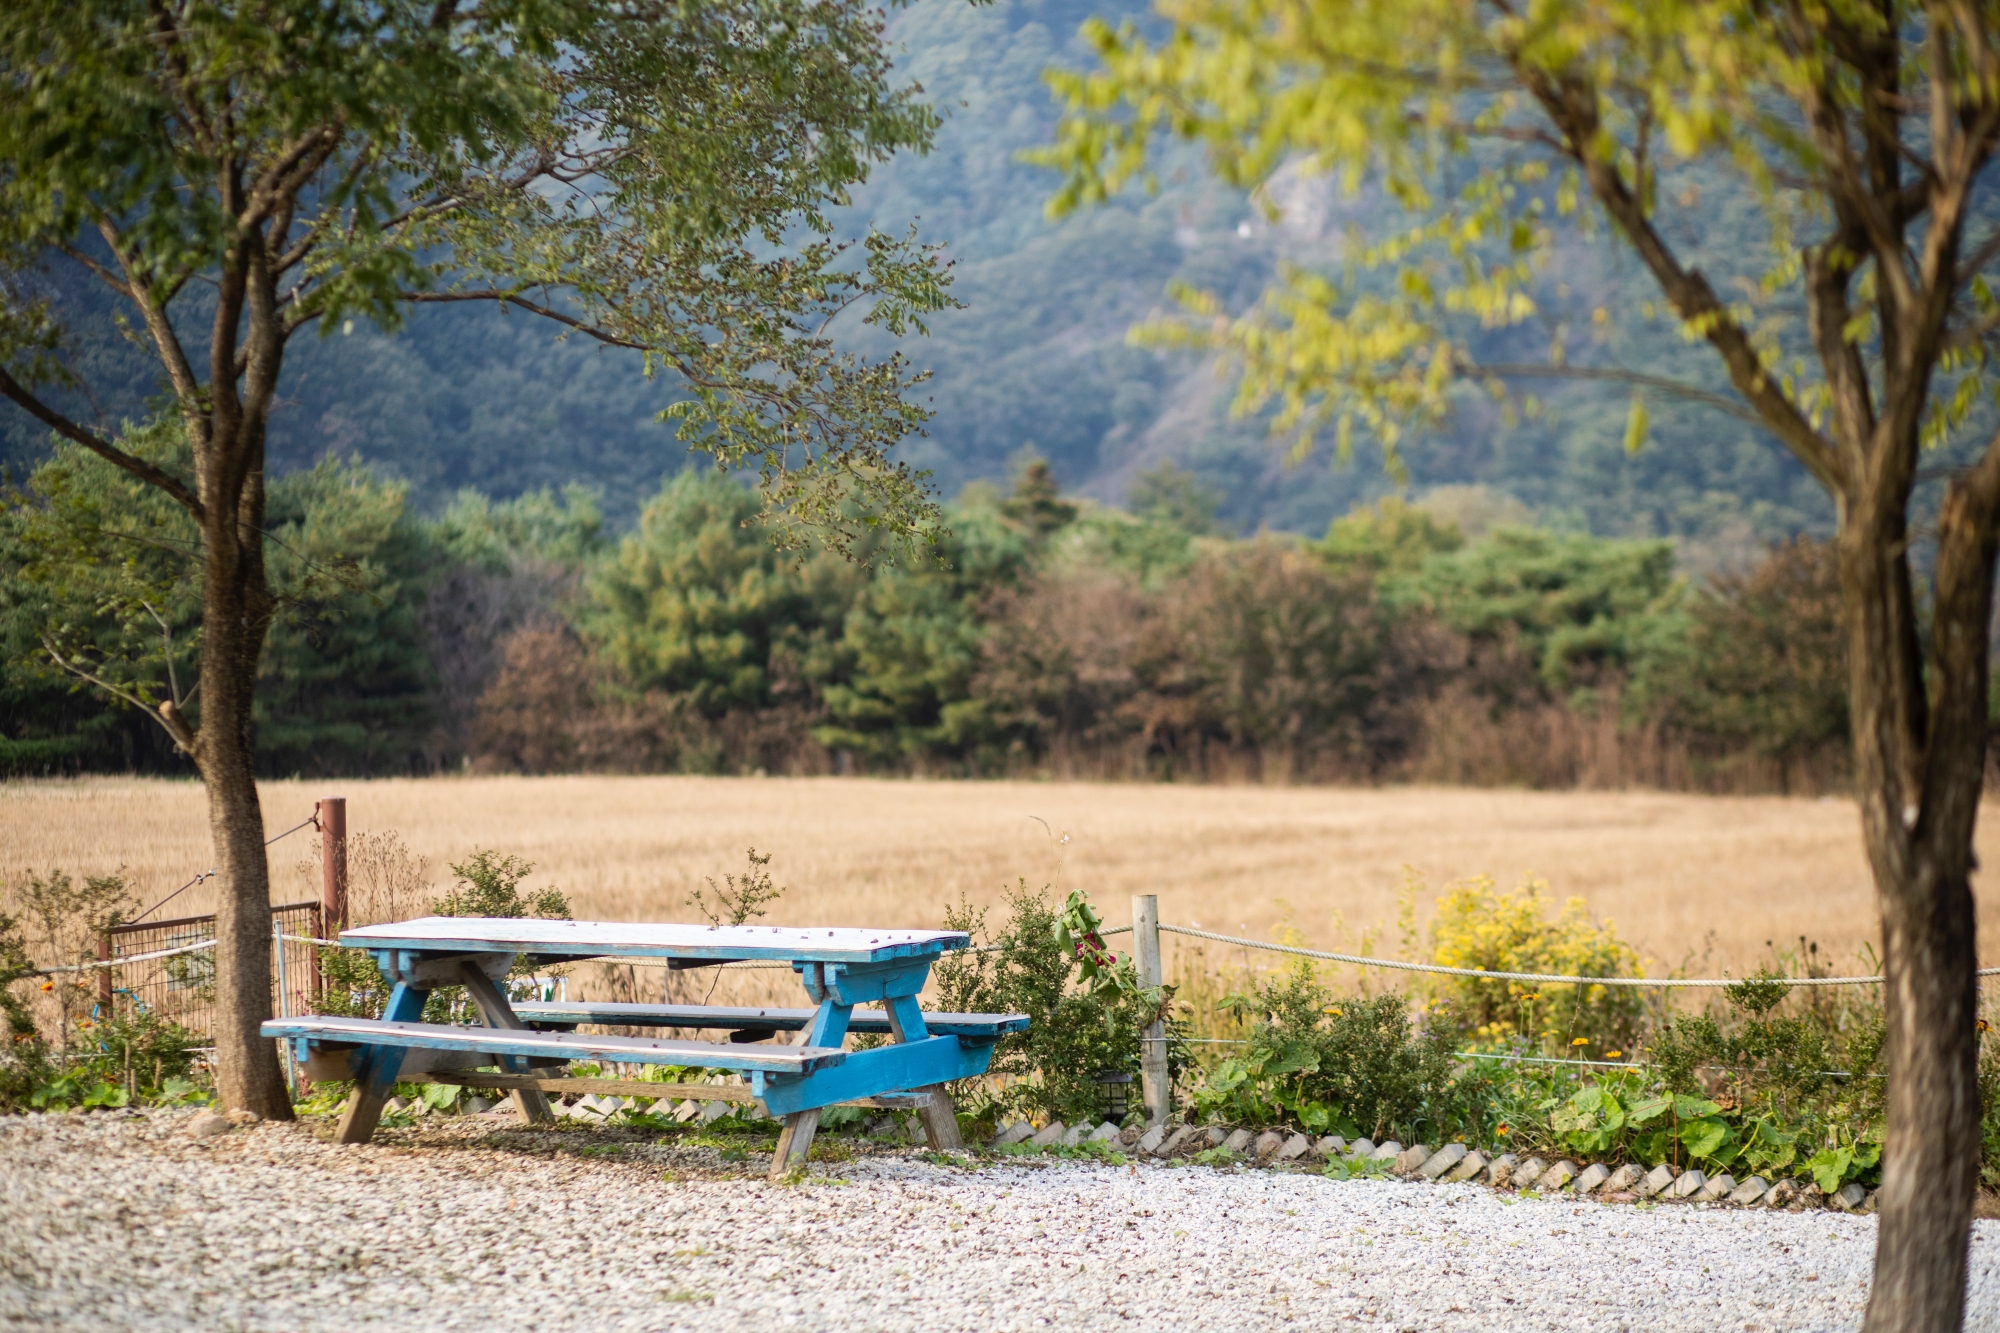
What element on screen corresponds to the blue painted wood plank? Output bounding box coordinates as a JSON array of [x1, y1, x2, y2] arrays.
[[508, 1002, 1030, 1038], [751, 1034, 1000, 1116], [262, 1016, 845, 1075], [337, 918, 967, 965]]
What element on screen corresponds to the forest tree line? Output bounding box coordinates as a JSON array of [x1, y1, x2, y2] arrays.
[[2, 434, 1861, 790]]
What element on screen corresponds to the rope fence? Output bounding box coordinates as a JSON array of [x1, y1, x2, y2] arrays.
[[50, 914, 1997, 990], [1149, 922, 2000, 987]]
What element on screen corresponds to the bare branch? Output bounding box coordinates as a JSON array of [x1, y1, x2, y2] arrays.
[[54, 244, 134, 300], [240, 123, 345, 233], [1941, 302, 2000, 353], [399, 290, 650, 351], [1515, 65, 1844, 491], [95, 219, 206, 425], [40, 637, 196, 752], [0, 364, 206, 519], [1462, 360, 1769, 428]]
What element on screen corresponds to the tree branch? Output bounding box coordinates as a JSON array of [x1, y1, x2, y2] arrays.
[[399, 290, 650, 351], [1516, 66, 1846, 492], [0, 365, 206, 519], [1461, 360, 1769, 428], [54, 244, 134, 300], [39, 637, 196, 753]]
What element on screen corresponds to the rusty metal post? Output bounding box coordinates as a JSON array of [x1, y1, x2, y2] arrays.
[[96, 932, 113, 1010], [320, 796, 347, 936]]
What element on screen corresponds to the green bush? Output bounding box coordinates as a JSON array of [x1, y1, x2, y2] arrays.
[[931, 881, 1153, 1125], [1190, 966, 1465, 1141], [317, 849, 571, 1023], [1491, 972, 1888, 1190], [0, 906, 47, 1112]]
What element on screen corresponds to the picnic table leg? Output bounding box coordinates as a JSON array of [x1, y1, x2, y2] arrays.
[[771, 1108, 820, 1179], [913, 1086, 964, 1151], [458, 962, 556, 1126], [335, 981, 430, 1145], [883, 994, 963, 1152]]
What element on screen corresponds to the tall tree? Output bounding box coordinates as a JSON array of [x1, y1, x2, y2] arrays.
[[0, 0, 950, 1118], [1043, 3, 2000, 1329]]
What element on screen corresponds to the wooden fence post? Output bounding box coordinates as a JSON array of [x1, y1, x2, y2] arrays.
[[320, 796, 347, 937], [1133, 893, 1169, 1127]]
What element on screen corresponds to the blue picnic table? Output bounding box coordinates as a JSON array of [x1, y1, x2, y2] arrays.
[[262, 917, 1026, 1177]]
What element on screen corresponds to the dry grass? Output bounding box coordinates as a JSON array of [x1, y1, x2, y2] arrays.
[[7, 775, 1997, 987]]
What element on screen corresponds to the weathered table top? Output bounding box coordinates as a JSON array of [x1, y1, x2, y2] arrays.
[[340, 917, 968, 964]]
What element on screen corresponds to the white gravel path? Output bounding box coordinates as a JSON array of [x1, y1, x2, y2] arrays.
[[3, 1109, 1997, 1332]]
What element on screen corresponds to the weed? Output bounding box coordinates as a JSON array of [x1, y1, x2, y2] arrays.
[[688, 849, 784, 929]]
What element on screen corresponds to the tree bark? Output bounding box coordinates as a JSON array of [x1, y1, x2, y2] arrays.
[[1852, 461, 1998, 1333], [192, 375, 291, 1121]]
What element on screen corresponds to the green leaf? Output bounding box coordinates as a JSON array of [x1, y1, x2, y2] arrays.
[[1626, 1095, 1673, 1126], [1673, 1093, 1722, 1120], [1680, 1117, 1730, 1162], [1807, 1146, 1854, 1194], [1622, 394, 1651, 455]]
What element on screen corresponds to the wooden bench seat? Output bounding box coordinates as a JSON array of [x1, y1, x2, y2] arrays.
[[264, 1015, 846, 1076], [509, 1001, 1030, 1041]]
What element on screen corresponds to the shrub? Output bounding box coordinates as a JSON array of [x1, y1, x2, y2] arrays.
[[932, 882, 1151, 1125], [1506, 968, 1888, 1190], [1425, 873, 1645, 1053], [1190, 965, 1463, 1141], [318, 847, 570, 1023], [0, 907, 47, 1111]]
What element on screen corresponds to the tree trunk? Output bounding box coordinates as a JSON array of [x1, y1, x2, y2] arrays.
[[1865, 845, 1980, 1333], [195, 472, 291, 1120], [1853, 465, 1997, 1333]]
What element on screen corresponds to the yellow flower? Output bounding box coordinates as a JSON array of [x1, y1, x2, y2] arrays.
[[1604, 1050, 1624, 1059], [1323, 1006, 1343, 1016], [1496, 1124, 1510, 1136], [1571, 1037, 1589, 1047]]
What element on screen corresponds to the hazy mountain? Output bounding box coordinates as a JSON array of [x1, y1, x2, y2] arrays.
[[4, 0, 1851, 568]]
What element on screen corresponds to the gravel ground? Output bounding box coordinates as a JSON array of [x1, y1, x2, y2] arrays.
[[4, 1109, 1998, 1333]]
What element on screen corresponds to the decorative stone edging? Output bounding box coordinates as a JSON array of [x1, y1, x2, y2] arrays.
[[990, 1118, 1878, 1214]]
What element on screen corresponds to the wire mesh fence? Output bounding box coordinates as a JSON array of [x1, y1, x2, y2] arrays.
[[95, 900, 323, 1041]]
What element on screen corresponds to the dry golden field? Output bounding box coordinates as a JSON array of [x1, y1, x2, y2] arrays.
[[5, 775, 1998, 992]]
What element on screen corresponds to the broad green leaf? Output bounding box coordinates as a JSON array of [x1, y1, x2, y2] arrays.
[[1673, 1094, 1722, 1121], [1626, 1096, 1673, 1126], [1680, 1117, 1730, 1161], [1808, 1146, 1854, 1194]]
